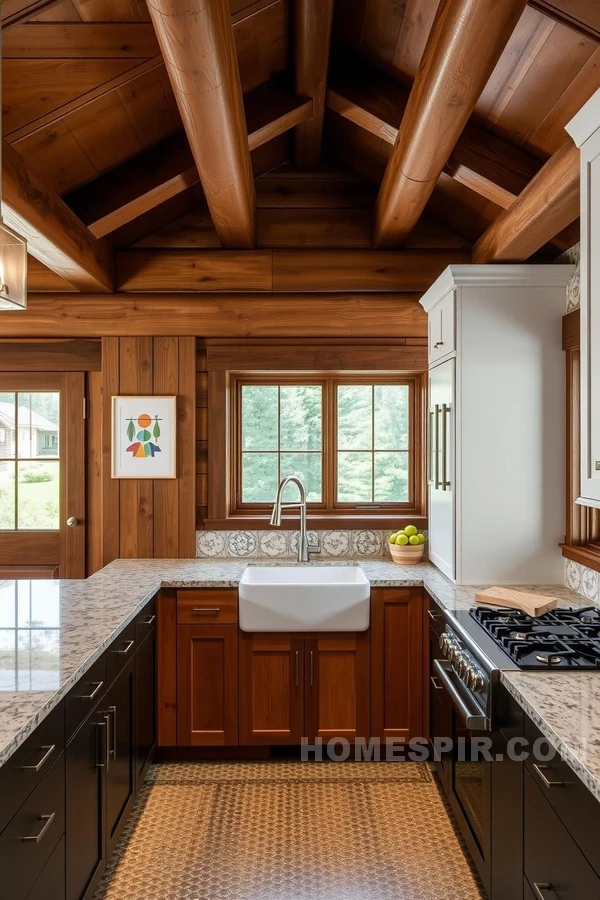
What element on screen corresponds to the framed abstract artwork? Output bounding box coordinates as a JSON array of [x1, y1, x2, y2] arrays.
[[111, 396, 176, 479]]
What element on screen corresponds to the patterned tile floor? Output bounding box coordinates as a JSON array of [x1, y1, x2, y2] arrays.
[[94, 762, 485, 900]]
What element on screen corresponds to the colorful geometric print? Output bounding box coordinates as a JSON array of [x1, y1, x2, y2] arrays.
[[126, 414, 163, 459]]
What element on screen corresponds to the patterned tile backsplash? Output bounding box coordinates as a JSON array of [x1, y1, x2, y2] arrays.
[[196, 529, 404, 559]]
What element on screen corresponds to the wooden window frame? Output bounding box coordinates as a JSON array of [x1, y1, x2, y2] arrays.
[[561, 309, 600, 573], [205, 340, 428, 530]]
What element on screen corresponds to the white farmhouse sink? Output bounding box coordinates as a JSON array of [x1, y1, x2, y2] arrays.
[[239, 566, 370, 632]]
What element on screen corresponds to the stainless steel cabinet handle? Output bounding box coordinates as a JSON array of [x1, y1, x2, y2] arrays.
[[430, 676, 443, 691], [532, 763, 563, 789], [192, 608, 219, 615], [21, 812, 56, 843], [434, 404, 441, 489], [533, 884, 556, 899], [295, 650, 299, 689], [433, 340, 444, 348], [77, 680, 104, 701], [113, 639, 134, 655], [108, 705, 117, 759], [140, 615, 156, 626], [96, 720, 107, 769], [21, 744, 55, 773], [103, 712, 111, 772], [310, 650, 314, 689], [428, 410, 435, 484], [441, 402, 450, 491]]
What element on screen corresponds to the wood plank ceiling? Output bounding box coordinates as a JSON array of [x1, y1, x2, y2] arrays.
[[2, 0, 596, 295]]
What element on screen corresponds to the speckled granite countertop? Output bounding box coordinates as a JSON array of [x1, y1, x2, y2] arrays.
[[1, 557, 599, 806]]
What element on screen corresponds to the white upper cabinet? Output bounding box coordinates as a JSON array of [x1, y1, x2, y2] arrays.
[[428, 288, 456, 365], [566, 88, 600, 508]]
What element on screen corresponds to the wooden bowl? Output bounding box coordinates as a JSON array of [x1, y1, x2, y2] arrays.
[[389, 543, 425, 565]]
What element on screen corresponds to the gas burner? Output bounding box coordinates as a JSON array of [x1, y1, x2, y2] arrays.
[[469, 606, 600, 669]]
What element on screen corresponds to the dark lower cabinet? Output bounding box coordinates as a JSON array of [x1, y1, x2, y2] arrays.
[[27, 835, 66, 900], [105, 656, 136, 857], [490, 690, 524, 900], [66, 708, 106, 900], [135, 626, 156, 783]]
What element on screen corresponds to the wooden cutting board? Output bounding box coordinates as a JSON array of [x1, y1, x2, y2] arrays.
[[475, 586, 558, 617]]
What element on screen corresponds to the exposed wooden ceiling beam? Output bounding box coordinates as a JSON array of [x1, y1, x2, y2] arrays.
[[528, 1, 600, 41], [1, 0, 61, 30], [66, 87, 312, 239], [2, 141, 114, 293], [373, 0, 528, 248], [147, 0, 256, 248], [294, 0, 335, 170], [327, 65, 541, 210], [473, 139, 580, 262]]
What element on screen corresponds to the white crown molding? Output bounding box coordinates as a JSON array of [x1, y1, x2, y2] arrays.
[[420, 264, 575, 311], [566, 87, 600, 148]]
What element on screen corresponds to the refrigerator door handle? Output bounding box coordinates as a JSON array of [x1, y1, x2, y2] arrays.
[[441, 403, 450, 490], [434, 404, 441, 490]]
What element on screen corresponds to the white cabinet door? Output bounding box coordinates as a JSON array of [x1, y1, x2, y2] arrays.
[[428, 290, 456, 365], [580, 127, 600, 506], [428, 359, 455, 580]]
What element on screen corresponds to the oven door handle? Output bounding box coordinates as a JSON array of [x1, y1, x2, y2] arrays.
[[433, 658, 490, 732]]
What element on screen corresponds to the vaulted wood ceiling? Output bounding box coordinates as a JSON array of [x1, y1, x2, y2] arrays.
[[3, 0, 598, 294]]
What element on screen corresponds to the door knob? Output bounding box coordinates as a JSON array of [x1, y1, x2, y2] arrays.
[[66, 517, 78, 528]]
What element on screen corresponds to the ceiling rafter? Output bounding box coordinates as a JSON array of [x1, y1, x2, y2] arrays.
[[327, 63, 542, 211], [373, 0, 529, 248], [147, 0, 256, 249], [294, 0, 335, 170], [2, 140, 114, 292], [473, 138, 580, 262], [65, 86, 312, 239], [1, 0, 61, 30], [529, 0, 600, 42]]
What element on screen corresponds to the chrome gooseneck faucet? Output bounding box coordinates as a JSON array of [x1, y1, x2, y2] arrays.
[[270, 475, 320, 562]]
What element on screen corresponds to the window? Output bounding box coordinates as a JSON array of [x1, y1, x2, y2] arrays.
[[231, 374, 423, 522]]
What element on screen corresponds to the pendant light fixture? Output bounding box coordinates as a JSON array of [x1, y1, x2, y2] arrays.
[[0, 21, 27, 310]]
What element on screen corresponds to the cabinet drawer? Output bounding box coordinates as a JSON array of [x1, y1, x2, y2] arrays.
[[524, 768, 600, 898], [0, 753, 65, 900], [26, 834, 65, 900], [429, 289, 456, 364], [524, 717, 600, 878], [106, 621, 136, 685], [177, 590, 238, 624], [0, 703, 64, 835], [135, 595, 157, 645], [65, 653, 107, 741]]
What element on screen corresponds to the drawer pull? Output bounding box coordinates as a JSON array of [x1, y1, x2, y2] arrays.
[[113, 639, 134, 655], [430, 676, 443, 691], [20, 812, 56, 844], [21, 744, 55, 773], [140, 615, 156, 626], [77, 680, 104, 701], [192, 607, 220, 614], [533, 884, 556, 899], [295, 649, 299, 689], [427, 608, 439, 621], [434, 340, 444, 348], [532, 763, 563, 789]]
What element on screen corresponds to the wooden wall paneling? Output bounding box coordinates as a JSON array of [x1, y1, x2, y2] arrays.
[[0, 294, 428, 338], [2, 22, 160, 57], [116, 250, 273, 291], [473, 138, 580, 262], [2, 141, 114, 292], [157, 589, 178, 746], [373, 0, 529, 247], [294, 0, 335, 169], [177, 337, 197, 557], [62, 372, 86, 578], [118, 336, 154, 557], [391, 0, 443, 80], [207, 370, 228, 521], [152, 337, 179, 557], [0, 533, 59, 565], [205, 343, 428, 371], [2, 0, 64, 29], [86, 369, 103, 575], [148, 0, 256, 248], [101, 337, 120, 566], [196, 345, 208, 529], [232, 0, 288, 94], [0, 340, 101, 371]]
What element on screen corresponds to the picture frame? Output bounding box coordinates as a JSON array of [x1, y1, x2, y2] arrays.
[[111, 395, 177, 479]]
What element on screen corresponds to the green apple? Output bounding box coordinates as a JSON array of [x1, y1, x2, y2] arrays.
[[408, 535, 420, 545], [404, 524, 418, 537], [388, 532, 398, 543], [396, 533, 409, 546], [417, 533, 426, 544]]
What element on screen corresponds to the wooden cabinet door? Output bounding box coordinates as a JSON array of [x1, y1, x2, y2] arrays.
[[65, 710, 106, 900], [239, 633, 304, 745], [371, 588, 424, 742], [304, 634, 370, 744], [177, 624, 238, 746], [104, 658, 135, 857]]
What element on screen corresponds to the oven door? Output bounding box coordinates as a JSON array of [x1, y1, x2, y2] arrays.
[[433, 658, 492, 894]]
